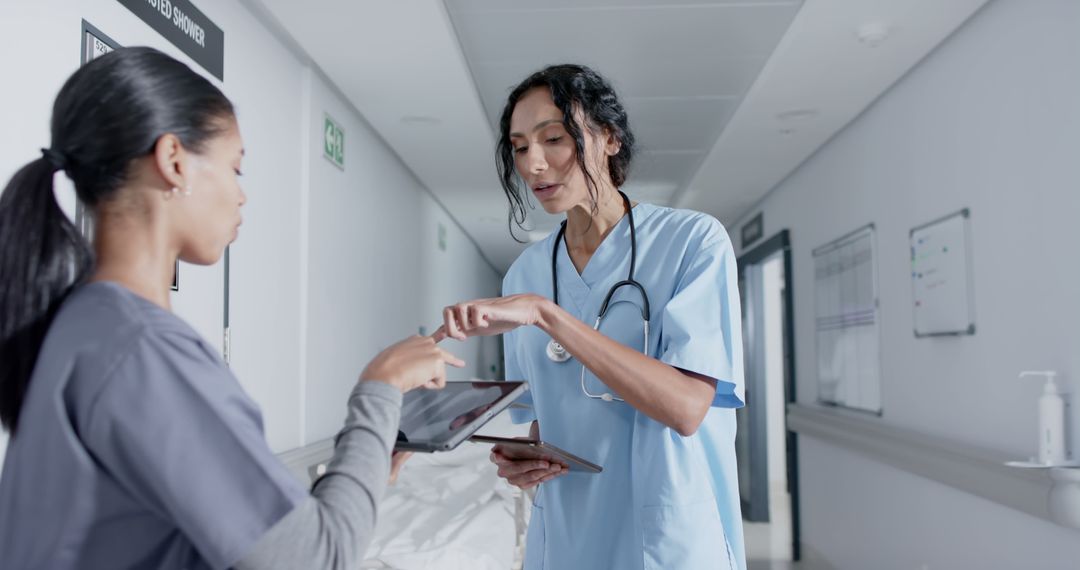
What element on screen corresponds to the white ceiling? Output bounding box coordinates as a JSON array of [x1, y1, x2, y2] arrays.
[[252, 0, 990, 272], [449, 0, 801, 212]]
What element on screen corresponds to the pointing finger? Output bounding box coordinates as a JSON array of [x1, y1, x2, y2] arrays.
[[439, 348, 466, 368]]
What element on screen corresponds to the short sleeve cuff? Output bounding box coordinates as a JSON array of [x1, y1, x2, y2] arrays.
[[661, 349, 744, 409]]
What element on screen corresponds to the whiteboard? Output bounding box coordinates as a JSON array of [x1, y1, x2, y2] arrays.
[[813, 225, 882, 414], [911, 209, 975, 337]]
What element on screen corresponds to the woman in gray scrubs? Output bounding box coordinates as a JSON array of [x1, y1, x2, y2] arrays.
[[0, 47, 460, 569]]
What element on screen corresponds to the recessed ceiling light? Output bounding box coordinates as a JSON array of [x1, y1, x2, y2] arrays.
[[856, 22, 891, 47], [775, 108, 819, 122], [400, 115, 441, 125]]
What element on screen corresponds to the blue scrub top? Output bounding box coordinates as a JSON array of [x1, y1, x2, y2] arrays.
[[503, 203, 746, 570]]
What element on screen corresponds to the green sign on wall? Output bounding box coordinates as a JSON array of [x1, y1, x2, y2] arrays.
[[323, 114, 345, 170]]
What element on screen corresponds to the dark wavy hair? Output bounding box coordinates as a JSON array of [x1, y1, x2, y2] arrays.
[[0, 47, 234, 433], [495, 64, 635, 239]]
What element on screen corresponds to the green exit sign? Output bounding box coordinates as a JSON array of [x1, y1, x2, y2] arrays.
[[323, 114, 345, 170]]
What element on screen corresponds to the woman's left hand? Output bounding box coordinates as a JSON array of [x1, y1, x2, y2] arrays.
[[389, 451, 412, 485], [435, 294, 548, 341]]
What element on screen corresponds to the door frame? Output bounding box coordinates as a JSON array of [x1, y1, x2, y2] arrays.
[[737, 229, 801, 561]]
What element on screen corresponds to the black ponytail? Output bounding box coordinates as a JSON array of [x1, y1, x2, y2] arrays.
[[0, 158, 93, 433], [0, 47, 234, 433]]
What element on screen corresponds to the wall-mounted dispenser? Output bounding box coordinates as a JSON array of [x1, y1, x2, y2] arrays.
[[1021, 371, 1067, 466], [1003, 370, 1080, 531]]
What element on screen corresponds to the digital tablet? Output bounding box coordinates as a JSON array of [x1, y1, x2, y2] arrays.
[[468, 435, 603, 473], [394, 381, 528, 452]]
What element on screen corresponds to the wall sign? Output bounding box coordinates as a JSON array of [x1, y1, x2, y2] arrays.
[[82, 20, 118, 64], [323, 114, 345, 170], [117, 0, 224, 80], [741, 212, 764, 250]]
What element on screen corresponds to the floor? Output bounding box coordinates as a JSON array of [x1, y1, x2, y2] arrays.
[[744, 485, 832, 569]]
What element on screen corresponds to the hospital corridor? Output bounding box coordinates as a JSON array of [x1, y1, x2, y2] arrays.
[[1, 0, 1078, 569]]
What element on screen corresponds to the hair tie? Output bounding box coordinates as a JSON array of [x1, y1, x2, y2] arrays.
[[40, 148, 69, 172]]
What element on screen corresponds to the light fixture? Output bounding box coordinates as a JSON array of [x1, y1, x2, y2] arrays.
[[775, 108, 819, 122], [856, 22, 891, 47], [400, 115, 441, 125]]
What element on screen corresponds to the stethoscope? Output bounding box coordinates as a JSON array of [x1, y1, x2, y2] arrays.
[[545, 191, 651, 402]]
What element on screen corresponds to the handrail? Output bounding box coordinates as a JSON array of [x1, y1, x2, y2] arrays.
[[786, 404, 1054, 523]]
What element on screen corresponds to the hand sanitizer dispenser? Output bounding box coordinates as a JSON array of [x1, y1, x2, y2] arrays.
[[1005, 371, 1080, 531], [1020, 371, 1067, 466]]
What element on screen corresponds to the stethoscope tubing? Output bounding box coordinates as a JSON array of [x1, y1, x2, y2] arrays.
[[546, 191, 651, 402]]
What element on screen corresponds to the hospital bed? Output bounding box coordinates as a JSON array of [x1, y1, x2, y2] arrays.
[[280, 408, 531, 570]]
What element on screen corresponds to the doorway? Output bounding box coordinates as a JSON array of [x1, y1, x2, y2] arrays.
[[737, 230, 800, 564], [79, 20, 231, 363]]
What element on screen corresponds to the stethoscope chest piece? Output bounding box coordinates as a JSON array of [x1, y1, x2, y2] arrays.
[[546, 338, 571, 363]]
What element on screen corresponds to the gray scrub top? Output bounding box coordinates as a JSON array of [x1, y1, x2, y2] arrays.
[[0, 282, 307, 569]]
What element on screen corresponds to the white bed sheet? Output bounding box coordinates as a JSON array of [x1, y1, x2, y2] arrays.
[[361, 411, 531, 570]]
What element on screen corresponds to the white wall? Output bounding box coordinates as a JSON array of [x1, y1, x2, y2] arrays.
[[0, 0, 501, 467], [730, 0, 1080, 567], [302, 71, 500, 442]]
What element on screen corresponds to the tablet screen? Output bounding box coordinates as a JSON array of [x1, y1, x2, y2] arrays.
[[397, 381, 526, 450]]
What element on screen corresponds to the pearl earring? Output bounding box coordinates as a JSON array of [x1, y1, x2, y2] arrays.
[[170, 187, 179, 194], [182, 185, 192, 196]]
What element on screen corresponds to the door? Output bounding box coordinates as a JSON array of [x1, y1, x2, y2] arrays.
[[79, 20, 229, 360]]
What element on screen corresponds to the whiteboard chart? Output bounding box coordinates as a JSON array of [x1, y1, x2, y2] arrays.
[[813, 225, 882, 414], [911, 209, 975, 337]]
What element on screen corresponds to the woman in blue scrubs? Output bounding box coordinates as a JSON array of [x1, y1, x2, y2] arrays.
[[438, 64, 746, 570]]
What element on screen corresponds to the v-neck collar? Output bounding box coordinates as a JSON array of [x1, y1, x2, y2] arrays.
[[553, 203, 656, 314]]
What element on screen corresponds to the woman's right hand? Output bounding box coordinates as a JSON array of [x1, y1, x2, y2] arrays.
[[490, 421, 567, 490], [490, 447, 567, 490], [360, 335, 465, 393]]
